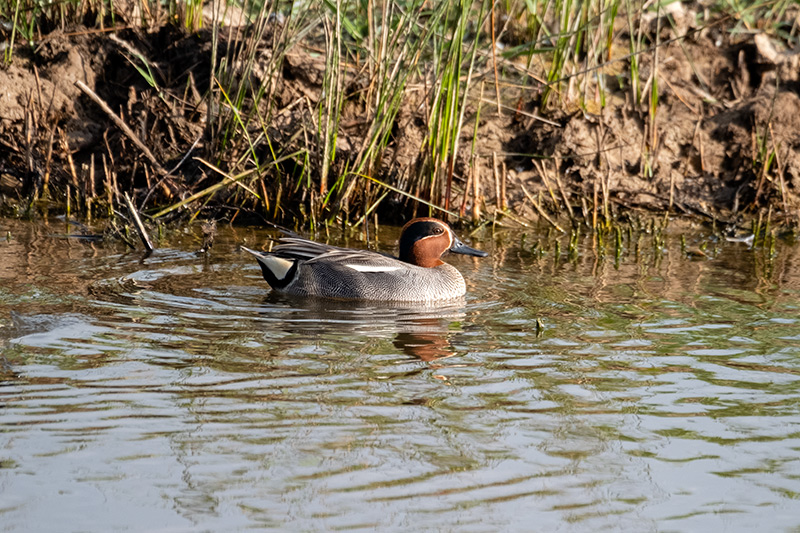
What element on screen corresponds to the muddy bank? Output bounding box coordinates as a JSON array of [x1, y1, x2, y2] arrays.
[[1, 10, 799, 228]]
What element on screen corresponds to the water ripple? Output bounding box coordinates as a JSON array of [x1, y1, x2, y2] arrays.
[[2, 222, 800, 530]]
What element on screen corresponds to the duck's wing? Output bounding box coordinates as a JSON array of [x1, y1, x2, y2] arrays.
[[308, 249, 408, 273], [271, 237, 344, 260], [272, 237, 404, 271]]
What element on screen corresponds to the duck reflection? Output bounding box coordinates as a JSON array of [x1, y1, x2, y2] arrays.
[[393, 324, 456, 362], [259, 292, 466, 362]]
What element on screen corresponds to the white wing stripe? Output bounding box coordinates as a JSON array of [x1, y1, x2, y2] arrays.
[[344, 264, 403, 273]]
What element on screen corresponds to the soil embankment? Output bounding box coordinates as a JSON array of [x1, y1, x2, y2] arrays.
[[1, 8, 799, 228]]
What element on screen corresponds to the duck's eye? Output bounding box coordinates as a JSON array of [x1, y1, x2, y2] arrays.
[[434, 227, 444, 234]]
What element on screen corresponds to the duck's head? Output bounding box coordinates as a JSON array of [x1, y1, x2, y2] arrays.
[[398, 218, 488, 268]]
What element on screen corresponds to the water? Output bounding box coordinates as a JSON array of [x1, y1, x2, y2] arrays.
[[1, 218, 800, 532]]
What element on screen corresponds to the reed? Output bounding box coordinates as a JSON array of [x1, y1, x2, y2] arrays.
[[343, 0, 444, 213], [1, 0, 796, 231], [423, 0, 487, 213]]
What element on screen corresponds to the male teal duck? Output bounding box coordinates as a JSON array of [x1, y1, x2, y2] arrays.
[[242, 218, 488, 302]]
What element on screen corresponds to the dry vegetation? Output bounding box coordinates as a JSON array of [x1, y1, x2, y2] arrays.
[[0, 0, 799, 236]]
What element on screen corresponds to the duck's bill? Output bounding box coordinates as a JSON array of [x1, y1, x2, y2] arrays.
[[450, 237, 489, 257]]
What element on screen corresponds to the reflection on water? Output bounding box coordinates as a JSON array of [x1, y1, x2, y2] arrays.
[[1, 217, 800, 531]]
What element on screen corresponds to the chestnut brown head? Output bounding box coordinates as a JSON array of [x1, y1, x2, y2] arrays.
[[398, 218, 488, 268]]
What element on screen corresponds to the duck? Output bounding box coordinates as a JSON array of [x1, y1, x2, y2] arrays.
[[242, 217, 488, 302]]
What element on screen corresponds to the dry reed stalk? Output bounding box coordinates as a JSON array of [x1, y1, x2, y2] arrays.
[[603, 166, 611, 227], [766, 206, 772, 240], [490, 1, 501, 117], [752, 127, 766, 202], [113, 170, 120, 207], [24, 95, 33, 173], [460, 162, 472, 218], [105, 153, 120, 213], [594, 121, 611, 227], [500, 161, 508, 211], [592, 176, 598, 229], [500, 210, 530, 227], [445, 157, 454, 212], [767, 122, 788, 214], [63, 133, 79, 189], [690, 117, 704, 172], [472, 154, 481, 222], [42, 124, 56, 194], [85, 154, 95, 219], [552, 157, 574, 220], [492, 152, 501, 210], [532, 159, 559, 210], [103, 153, 112, 211], [273, 181, 283, 219], [669, 166, 677, 217], [124, 192, 154, 251], [650, 5, 661, 152], [75, 80, 167, 176], [363, 197, 370, 243], [517, 176, 564, 233], [699, 132, 706, 173], [581, 196, 590, 226], [32, 65, 43, 110], [89, 154, 96, 199], [259, 176, 270, 215], [103, 130, 116, 169]]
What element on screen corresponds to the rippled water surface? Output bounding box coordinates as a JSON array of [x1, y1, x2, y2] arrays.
[[2, 218, 800, 532]]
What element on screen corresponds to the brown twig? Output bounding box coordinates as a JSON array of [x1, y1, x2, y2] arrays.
[[517, 177, 565, 233], [75, 80, 167, 175], [123, 192, 154, 251]]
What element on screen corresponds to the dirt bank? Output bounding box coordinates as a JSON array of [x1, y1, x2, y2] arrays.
[[1, 9, 798, 228]]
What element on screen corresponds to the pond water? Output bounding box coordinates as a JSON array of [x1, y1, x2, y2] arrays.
[[1, 217, 799, 531]]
